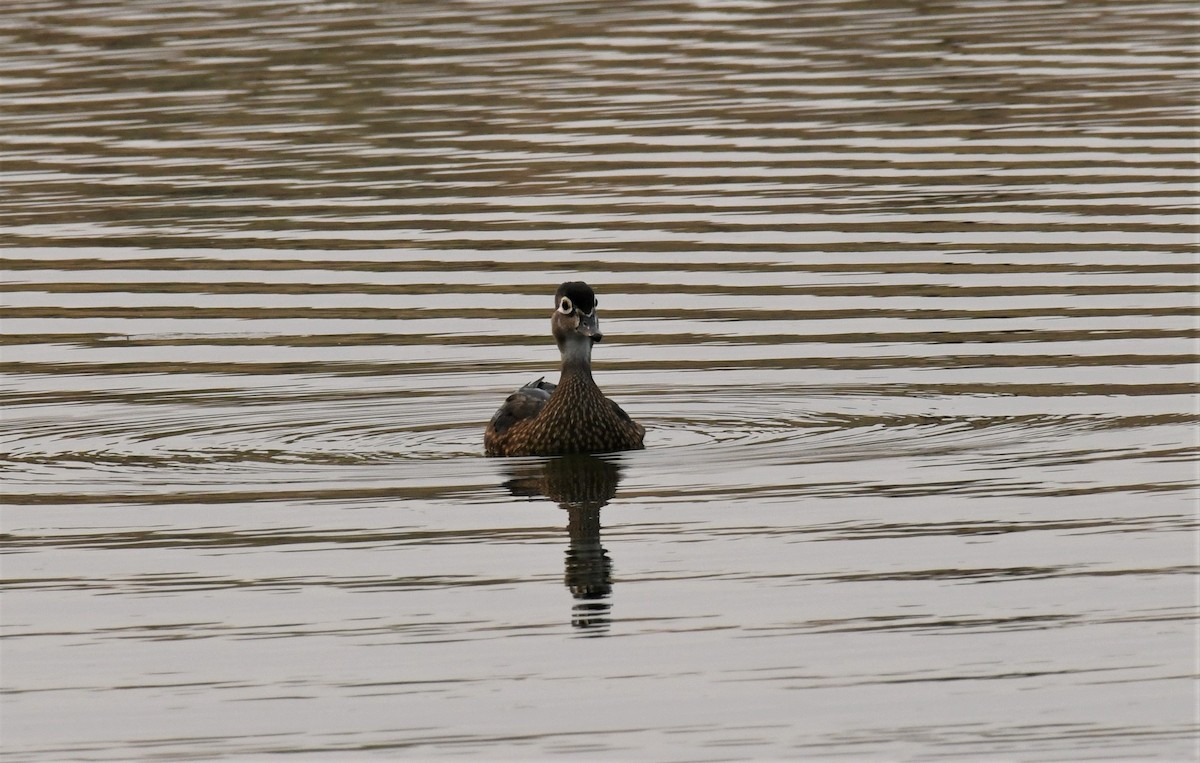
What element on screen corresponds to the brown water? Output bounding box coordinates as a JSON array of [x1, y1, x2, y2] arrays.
[[2, 0, 1198, 759]]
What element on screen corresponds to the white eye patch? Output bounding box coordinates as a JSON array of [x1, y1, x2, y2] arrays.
[[558, 297, 573, 314]]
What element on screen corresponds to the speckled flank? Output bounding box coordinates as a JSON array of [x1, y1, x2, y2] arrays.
[[485, 281, 645, 457], [487, 369, 644, 456]]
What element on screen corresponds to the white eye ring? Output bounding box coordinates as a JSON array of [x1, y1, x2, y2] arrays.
[[558, 297, 573, 314]]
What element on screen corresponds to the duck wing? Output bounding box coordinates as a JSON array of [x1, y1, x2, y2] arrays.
[[487, 377, 556, 436]]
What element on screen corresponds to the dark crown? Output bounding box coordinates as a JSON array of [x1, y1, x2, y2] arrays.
[[554, 281, 596, 313]]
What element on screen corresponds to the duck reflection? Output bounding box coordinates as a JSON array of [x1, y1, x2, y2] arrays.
[[503, 455, 621, 632]]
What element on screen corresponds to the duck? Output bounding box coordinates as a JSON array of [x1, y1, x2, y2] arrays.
[[485, 282, 645, 456]]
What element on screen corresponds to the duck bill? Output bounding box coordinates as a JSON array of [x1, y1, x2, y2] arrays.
[[577, 312, 603, 343]]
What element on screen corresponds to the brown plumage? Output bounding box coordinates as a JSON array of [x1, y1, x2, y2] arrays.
[[485, 282, 645, 456]]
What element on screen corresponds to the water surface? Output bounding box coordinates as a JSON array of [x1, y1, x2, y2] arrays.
[[2, 0, 1197, 759]]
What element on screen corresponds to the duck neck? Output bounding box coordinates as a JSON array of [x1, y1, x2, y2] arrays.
[[558, 337, 595, 385]]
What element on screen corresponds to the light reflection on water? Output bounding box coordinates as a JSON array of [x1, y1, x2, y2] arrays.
[[2, 0, 1198, 759]]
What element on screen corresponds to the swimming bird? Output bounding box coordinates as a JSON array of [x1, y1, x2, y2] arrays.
[[485, 282, 645, 456]]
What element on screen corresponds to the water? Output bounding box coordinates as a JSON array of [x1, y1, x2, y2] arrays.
[[2, 0, 1197, 759]]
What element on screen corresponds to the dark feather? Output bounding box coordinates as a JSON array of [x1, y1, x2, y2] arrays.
[[487, 377, 556, 436]]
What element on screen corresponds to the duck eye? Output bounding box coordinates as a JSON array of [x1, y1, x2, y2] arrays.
[[558, 297, 573, 314]]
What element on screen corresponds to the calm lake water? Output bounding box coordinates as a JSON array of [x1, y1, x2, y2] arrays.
[[2, 0, 1198, 759]]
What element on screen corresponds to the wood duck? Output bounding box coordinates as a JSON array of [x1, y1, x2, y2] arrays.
[[485, 282, 645, 456]]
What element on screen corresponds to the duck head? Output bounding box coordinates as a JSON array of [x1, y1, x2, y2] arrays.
[[552, 281, 603, 365]]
